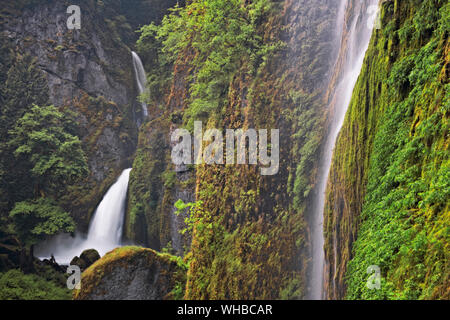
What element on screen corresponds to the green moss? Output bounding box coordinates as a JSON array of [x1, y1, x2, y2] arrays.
[[130, 0, 340, 299], [324, 0, 449, 300], [125, 117, 171, 248], [74, 246, 188, 300], [162, 170, 177, 189]]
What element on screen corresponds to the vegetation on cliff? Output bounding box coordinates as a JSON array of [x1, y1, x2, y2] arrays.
[[129, 0, 341, 299], [0, 0, 447, 301], [324, 0, 449, 300], [0, 48, 88, 262]]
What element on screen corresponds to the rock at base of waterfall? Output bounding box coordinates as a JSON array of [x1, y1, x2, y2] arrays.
[[70, 249, 101, 272], [73, 246, 187, 300]]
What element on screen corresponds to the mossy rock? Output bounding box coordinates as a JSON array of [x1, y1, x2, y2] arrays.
[[70, 249, 100, 272], [73, 247, 187, 300], [80, 249, 101, 267]]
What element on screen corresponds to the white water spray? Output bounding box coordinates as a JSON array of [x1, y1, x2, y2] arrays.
[[307, 0, 378, 300], [36, 169, 132, 264], [132, 51, 148, 118]]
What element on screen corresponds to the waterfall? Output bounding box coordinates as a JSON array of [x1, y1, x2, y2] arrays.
[[85, 168, 132, 249], [307, 0, 378, 300], [36, 169, 132, 264], [131, 51, 148, 118]]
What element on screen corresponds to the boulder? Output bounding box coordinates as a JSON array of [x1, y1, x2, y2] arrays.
[[74, 247, 187, 300], [70, 249, 100, 271], [80, 249, 101, 267]]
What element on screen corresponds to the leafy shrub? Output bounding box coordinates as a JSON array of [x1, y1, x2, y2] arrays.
[[0, 269, 71, 300]]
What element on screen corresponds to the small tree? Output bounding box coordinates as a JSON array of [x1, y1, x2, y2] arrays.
[[0, 53, 50, 232], [8, 104, 89, 198], [6, 104, 88, 268], [9, 198, 75, 251]]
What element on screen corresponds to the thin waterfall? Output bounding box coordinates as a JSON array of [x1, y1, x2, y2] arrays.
[[307, 0, 378, 300], [36, 169, 132, 264], [132, 51, 148, 118]]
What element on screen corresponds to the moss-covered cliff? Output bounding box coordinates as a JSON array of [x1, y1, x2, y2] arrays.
[[126, 0, 345, 299], [324, 0, 449, 300], [2, 0, 447, 301]]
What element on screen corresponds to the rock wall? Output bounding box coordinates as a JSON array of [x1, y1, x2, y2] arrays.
[[1, 0, 139, 228], [125, 48, 195, 255], [324, 0, 449, 299], [125, 0, 345, 299]]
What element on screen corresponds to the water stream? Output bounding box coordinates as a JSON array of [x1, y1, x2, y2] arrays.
[[36, 169, 132, 264], [307, 0, 378, 300], [132, 51, 148, 118]]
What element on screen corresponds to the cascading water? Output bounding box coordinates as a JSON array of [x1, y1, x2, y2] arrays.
[[85, 168, 132, 250], [307, 0, 378, 300], [36, 169, 132, 264], [132, 51, 148, 118], [37, 55, 145, 265]]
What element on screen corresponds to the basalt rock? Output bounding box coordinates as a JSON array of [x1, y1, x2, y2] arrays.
[[70, 248, 100, 271], [74, 247, 187, 300]]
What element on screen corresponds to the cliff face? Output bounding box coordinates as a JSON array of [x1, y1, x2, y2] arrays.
[[126, 0, 344, 299], [321, 0, 378, 299], [125, 54, 195, 255], [184, 0, 342, 300], [1, 0, 139, 228], [324, 0, 449, 299], [0, 0, 446, 302]]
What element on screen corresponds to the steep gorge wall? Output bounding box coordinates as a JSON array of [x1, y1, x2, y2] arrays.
[[320, 0, 379, 299], [1, 0, 140, 229], [324, 0, 449, 299], [126, 0, 345, 299], [125, 40, 195, 255]]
